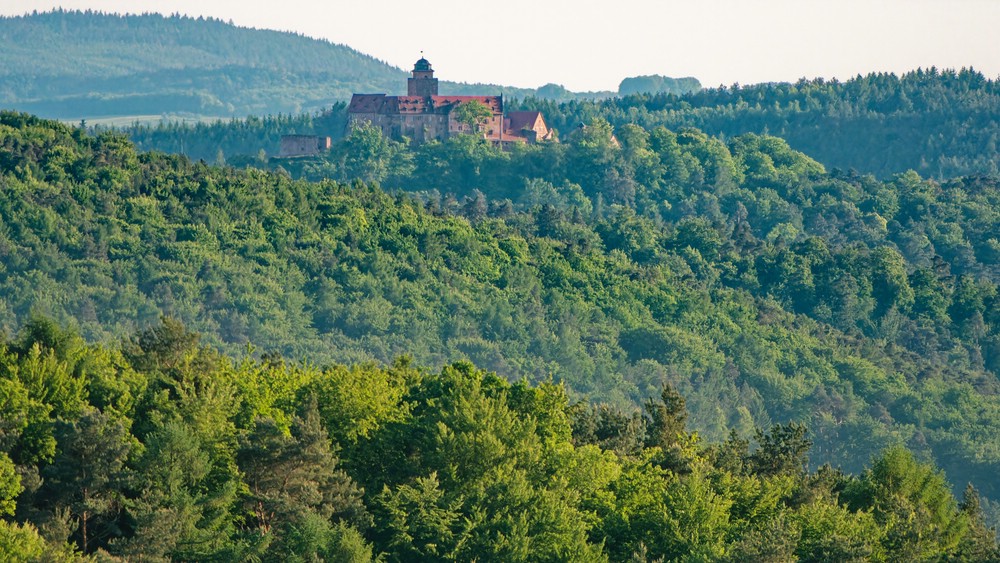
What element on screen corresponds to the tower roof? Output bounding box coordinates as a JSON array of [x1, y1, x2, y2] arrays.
[[414, 57, 432, 72]]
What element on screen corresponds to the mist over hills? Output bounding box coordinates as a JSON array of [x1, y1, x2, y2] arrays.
[[0, 10, 700, 120]]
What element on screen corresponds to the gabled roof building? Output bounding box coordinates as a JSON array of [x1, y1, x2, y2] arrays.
[[348, 57, 553, 145]]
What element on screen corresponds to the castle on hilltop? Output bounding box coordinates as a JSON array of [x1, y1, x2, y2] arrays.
[[347, 56, 553, 145]]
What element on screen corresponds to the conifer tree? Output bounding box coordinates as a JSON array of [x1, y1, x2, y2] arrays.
[[39, 407, 132, 553]]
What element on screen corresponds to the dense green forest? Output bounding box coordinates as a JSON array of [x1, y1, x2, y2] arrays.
[[1, 317, 998, 560], [4, 108, 1000, 530], [122, 68, 1000, 179], [512, 68, 1000, 179], [1, 10, 692, 121], [124, 107, 351, 165], [3, 12, 999, 561]]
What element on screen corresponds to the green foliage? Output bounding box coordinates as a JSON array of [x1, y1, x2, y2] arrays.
[[452, 100, 494, 135], [3, 105, 1000, 561], [373, 473, 462, 561], [792, 500, 883, 561], [0, 452, 20, 516], [570, 403, 645, 457], [0, 11, 405, 119], [618, 75, 702, 97], [304, 359, 414, 448], [368, 362, 605, 562], [3, 110, 1000, 511], [0, 520, 46, 562], [515, 68, 1000, 179], [237, 402, 368, 534], [0, 314, 994, 559], [40, 407, 133, 553], [597, 458, 732, 561], [320, 122, 414, 185], [116, 419, 237, 560], [844, 445, 970, 559], [124, 107, 349, 163], [956, 484, 1000, 560], [748, 423, 811, 477], [643, 383, 689, 472]]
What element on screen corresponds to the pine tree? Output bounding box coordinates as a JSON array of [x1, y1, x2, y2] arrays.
[[39, 407, 132, 553], [237, 398, 368, 549]]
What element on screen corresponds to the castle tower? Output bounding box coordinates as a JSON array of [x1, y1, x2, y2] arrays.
[[407, 55, 438, 97]]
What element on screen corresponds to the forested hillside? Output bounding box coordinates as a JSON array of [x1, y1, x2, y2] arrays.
[[0, 10, 405, 118], [125, 106, 350, 164], [3, 319, 997, 559], [3, 110, 1000, 521], [123, 68, 1000, 179], [1, 10, 685, 121], [513, 68, 1000, 178]]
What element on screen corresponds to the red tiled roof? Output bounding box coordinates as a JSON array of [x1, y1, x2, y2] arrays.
[[348, 94, 386, 113], [386, 96, 433, 114], [507, 111, 542, 132]]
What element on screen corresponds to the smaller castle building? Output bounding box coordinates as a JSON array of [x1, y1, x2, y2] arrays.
[[348, 57, 552, 145], [278, 135, 332, 158]]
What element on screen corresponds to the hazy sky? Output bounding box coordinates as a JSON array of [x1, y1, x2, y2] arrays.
[[4, 1, 999, 91]]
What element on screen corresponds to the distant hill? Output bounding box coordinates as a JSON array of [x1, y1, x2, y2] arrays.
[[514, 68, 1000, 179], [618, 75, 701, 96], [0, 10, 407, 118], [0, 10, 695, 120]]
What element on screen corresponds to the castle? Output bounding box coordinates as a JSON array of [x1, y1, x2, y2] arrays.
[[278, 134, 332, 158], [347, 56, 552, 145]]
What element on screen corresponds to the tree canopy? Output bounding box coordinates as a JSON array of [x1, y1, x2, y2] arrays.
[[0, 317, 995, 560], [2, 109, 1000, 558]]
